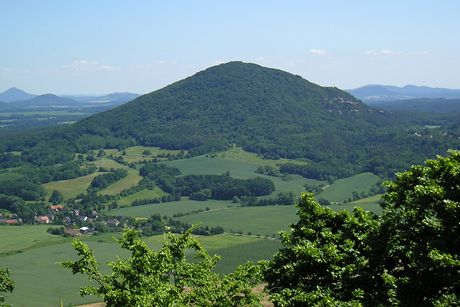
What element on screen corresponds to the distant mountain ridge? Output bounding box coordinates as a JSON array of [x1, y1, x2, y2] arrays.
[[0, 87, 36, 102], [0, 87, 139, 109], [348, 85, 460, 102]]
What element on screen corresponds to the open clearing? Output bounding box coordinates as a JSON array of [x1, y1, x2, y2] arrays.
[[43, 172, 102, 199], [318, 172, 381, 202], [117, 187, 166, 207], [163, 155, 324, 197]]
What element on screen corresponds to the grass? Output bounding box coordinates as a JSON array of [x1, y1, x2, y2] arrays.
[[43, 172, 102, 199], [216, 147, 306, 167], [117, 187, 166, 207], [174, 206, 299, 236], [42, 157, 142, 199], [0, 226, 279, 306], [108, 199, 231, 217], [163, 155, 324, 198], [318, 172, 381, 203], [98, 168, 142, 196], [349, 194, 383, 206], [0, 225, 64, 256]]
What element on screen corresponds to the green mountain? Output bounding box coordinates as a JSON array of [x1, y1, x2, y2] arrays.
[[3, 62, 459, 179], [77, 63, 374, 153]]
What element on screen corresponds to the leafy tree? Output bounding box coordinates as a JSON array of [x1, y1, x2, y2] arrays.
[[264, 193, 379, 306], [0, 266, 14, 305], [377, 150, 460, 305], [264, 151, 460, 306], [49, 190, 64, 204], [63, 228, 262, 306]]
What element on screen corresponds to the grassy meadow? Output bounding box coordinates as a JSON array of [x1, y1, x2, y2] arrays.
[[43, 172, 102, 199], [318, 172, 381, 203], [108, 198, 231, 217]]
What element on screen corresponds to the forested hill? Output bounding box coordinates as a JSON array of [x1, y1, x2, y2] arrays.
[[76, 62, 378, 157], [2, 62, 459, 179]]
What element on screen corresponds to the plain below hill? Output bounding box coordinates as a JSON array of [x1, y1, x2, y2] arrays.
[[12, 94, 80, 108], [366, 98, 460, 114], [348, 84, 460, 102]]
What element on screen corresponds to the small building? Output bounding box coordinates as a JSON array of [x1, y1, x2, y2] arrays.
[[79, 226, 92, 234], [50, 205, 64, 211], [107, 218, 120, 227], [0, 219, 19, 225], [36, 215, 50, 224]]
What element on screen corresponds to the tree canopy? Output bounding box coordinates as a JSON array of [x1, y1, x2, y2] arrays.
[[265, 150, 460, 306], [63, 228, 262, 306], [0, 266, 14, 306]]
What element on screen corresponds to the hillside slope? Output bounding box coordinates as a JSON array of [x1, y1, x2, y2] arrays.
[[77, 62, 381, 161]]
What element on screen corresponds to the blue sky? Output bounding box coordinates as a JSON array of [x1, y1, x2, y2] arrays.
[[1, 0, 459, 94]]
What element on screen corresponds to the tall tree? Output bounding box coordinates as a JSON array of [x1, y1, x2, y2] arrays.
[[63, 228, 262, 306], [265, 150, 460, 306]]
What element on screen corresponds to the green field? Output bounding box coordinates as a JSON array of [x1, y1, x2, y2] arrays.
[[108, 198, 231, 217], [175, 205, 298, 236], [43, 172, 102, 199], [98, 168, 142, 196], [163, 155, 324, 198], [0, 225, 64, 256], [349, 194, 383, 206], [318, 172, 381, 202], [216, 147, 306, 167], [42, 157, 142, 199], [117, 187, 166, 207], [0, 226, 279, 307]]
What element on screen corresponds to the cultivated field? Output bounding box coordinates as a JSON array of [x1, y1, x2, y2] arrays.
[[43, 172, 102, 199], [108, 198, 231, 217], [318, 172, 381, 203]]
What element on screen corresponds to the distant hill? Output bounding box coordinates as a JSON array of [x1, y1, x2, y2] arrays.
[[0, 87, 36, 102], [14, 94, 79, 107], [348, 85, 460, 102], [367, 98, 460, 114]]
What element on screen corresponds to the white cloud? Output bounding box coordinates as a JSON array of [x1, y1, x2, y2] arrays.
[[309, 49, 328, 55], [365, 49, 403, 56], [63, 60, 120, 71]]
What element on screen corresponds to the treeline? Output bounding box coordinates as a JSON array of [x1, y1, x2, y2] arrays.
[[240, 191, 297, 206], [176, 175, 275, 200], [0, 194, 47, 223], [139, 163, 275, 200], [136, 214, 224, 237], [88, 169, 128, 192], [131, 194, 180, 206]]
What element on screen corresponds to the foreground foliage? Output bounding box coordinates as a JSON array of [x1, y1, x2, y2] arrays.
[[265, 150, 460, 306], [63, 228, 262, 306], [0, 266, 14, 306]]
